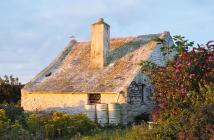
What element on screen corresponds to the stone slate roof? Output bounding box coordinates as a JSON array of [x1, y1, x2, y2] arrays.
[[23, 32, 173, 93]]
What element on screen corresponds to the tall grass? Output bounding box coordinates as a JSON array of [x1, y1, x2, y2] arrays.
[[74, 124, 157, 140]]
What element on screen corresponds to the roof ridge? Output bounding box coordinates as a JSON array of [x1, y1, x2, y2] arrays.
[[70, 32, 170, 43]]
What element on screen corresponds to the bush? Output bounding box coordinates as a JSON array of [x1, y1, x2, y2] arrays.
[[0, 104, 24, 123], [40, 112, 97, 138], [0, 109, 10, 136], [141, 38, 214, 139], [0, 107, 98, 139]]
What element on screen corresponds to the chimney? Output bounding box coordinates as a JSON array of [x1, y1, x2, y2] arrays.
[[90, 18, 110, 69]]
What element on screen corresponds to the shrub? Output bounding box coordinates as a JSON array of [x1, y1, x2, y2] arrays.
[[141, 38, 214, 139], [0, 109, 10, 137], [41, 112, 97, 138], [0, 104, 24, 123], [0, 108, 98, 139]]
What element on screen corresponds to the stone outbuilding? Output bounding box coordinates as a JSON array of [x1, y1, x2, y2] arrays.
[[21, 18, 174, 124]]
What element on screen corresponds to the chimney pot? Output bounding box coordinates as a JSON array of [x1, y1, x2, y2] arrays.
[[98, 18, 104, 22]]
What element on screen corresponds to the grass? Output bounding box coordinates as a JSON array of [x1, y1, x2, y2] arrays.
[[72, 124, 155, 140]]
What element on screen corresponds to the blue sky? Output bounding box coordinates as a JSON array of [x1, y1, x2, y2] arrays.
[[0, 0, 213, 83]]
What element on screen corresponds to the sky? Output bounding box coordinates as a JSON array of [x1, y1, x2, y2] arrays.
[[0, 0, 213, 83]]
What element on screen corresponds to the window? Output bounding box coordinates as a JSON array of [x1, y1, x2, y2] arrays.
[[141, 84, 145, 104], [45, 72, 52, 77], [88, 94, 101, 104]]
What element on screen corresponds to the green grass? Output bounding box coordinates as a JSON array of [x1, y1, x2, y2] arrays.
[[73, 124, 156, 140]]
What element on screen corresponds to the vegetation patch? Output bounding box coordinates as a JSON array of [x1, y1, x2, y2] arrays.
[[0, 107, 97, 140]]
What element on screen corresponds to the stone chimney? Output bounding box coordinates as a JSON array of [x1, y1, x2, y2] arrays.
[[90, 18, 110, 69]]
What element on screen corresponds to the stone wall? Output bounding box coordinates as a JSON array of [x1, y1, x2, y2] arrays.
[[120, 39, 174, 124], [120, 73, 154, 124]]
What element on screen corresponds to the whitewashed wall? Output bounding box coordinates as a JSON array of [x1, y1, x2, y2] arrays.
[[21, 91, 123, 114]]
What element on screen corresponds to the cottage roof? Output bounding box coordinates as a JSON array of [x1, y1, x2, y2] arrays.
[[23, 32, 173, 93]]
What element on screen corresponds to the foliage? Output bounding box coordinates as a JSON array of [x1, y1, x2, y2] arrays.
[[0, 109, 10, 135], [152, 35, 194, 57], [0, 104, 24, 123], [40, 112, 97, 139], [141, 38, 214, 139], [0, 75, 23, 104], [0, 106, 98, 140], [171, 35, 194, 55]]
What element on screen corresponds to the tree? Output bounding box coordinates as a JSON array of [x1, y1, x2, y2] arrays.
[[141, 37, 214, 139], [0, 75, 23, 104]]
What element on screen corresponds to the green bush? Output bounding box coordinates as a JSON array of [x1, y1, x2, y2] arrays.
[[0, 107, 98, 140], [0, 104, 24, 123], [0, 109, 10, 136], [40, 112, 97, 138]]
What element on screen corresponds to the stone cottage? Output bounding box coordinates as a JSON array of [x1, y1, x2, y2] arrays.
[[21, 18, 174, 124]]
